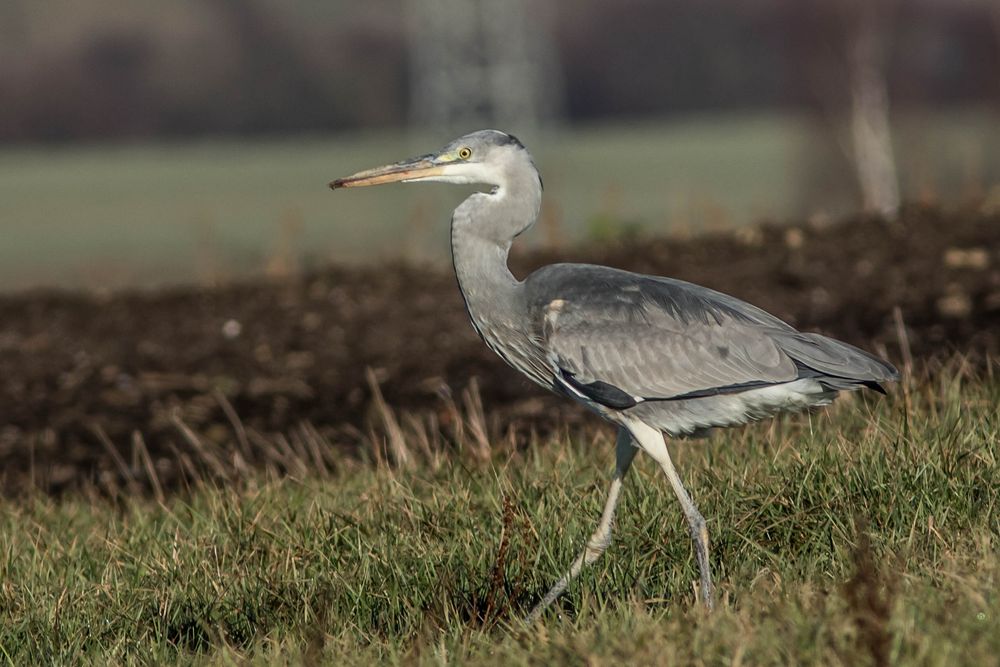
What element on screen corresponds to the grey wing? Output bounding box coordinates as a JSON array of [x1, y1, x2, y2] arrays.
[[525, 264, 898, 408]]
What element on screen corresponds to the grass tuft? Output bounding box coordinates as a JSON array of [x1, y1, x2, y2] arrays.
[[0, 361, 997, 664]]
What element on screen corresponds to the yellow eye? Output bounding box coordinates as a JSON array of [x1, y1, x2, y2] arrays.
[[458, 147, 472, 160]]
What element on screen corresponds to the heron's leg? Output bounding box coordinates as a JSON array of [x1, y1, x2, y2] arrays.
[[524, 427, 639, 624], [625, 419, 714, 610]]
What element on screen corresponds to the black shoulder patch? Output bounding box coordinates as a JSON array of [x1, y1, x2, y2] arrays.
[[559, 369, 637, 409]]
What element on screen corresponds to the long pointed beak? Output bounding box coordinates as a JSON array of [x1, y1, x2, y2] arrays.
[[329, 154, 446, 189]]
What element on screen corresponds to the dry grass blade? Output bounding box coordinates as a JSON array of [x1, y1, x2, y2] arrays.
[[214, 390, 252, 461], [90, 423, 140, 497], [299, 422, 333, 478], [462, 378, 492, 462], [287, 430, 313, 470], [892, 306, 913, 378], [365, 367, 413, 469], [170, 412, 229, 480], [437, 385, 466, 448], [402, 412, 441, 470], [244, 428, 281, 466], [166, 441, 198, 492], [132, 430, 164, 504], [272, 433, 309, 478]]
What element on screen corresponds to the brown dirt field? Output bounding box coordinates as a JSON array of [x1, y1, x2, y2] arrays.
[[1, 204, 998, 496]]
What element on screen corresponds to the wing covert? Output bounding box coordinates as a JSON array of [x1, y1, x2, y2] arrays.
[[529, 264, 801, 403]]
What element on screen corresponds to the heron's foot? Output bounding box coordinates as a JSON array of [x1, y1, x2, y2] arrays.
[[690, 517, 715, 611], [699, 572, 715, 611]]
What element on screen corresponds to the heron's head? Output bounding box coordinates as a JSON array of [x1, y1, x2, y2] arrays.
[[330, 130, 537, 191]]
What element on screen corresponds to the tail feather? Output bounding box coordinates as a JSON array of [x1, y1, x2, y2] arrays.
[[860, 380, 888, 395], [774, 331, 900, 387]]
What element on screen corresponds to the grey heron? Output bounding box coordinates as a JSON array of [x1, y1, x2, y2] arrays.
[[330, 130, 899, 623]]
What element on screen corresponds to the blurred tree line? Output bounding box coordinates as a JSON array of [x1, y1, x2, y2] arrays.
[[0, 0, 997, 142]]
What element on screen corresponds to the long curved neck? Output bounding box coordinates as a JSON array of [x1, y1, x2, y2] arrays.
[[450, 168, 542, 332], [450, 195, 518, 307]]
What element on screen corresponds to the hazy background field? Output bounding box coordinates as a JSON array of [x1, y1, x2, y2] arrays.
[[2, 0, 998, 290], [3, 109, 999, 290]]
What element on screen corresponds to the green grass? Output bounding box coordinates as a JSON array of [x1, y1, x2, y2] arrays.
[[1, 363, 997, 664]]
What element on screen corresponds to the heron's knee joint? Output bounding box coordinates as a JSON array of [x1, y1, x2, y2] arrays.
[[583, 537, 611, 562], [585, 541, 609, 555], [688, 514, 709, 545]]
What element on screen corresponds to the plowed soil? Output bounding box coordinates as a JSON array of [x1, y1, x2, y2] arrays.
[[2, 205, 997, 496]]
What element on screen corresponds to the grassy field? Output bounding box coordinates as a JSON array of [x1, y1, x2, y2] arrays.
[[0, 361, 996, 664], [1, 109, 998, 290]]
